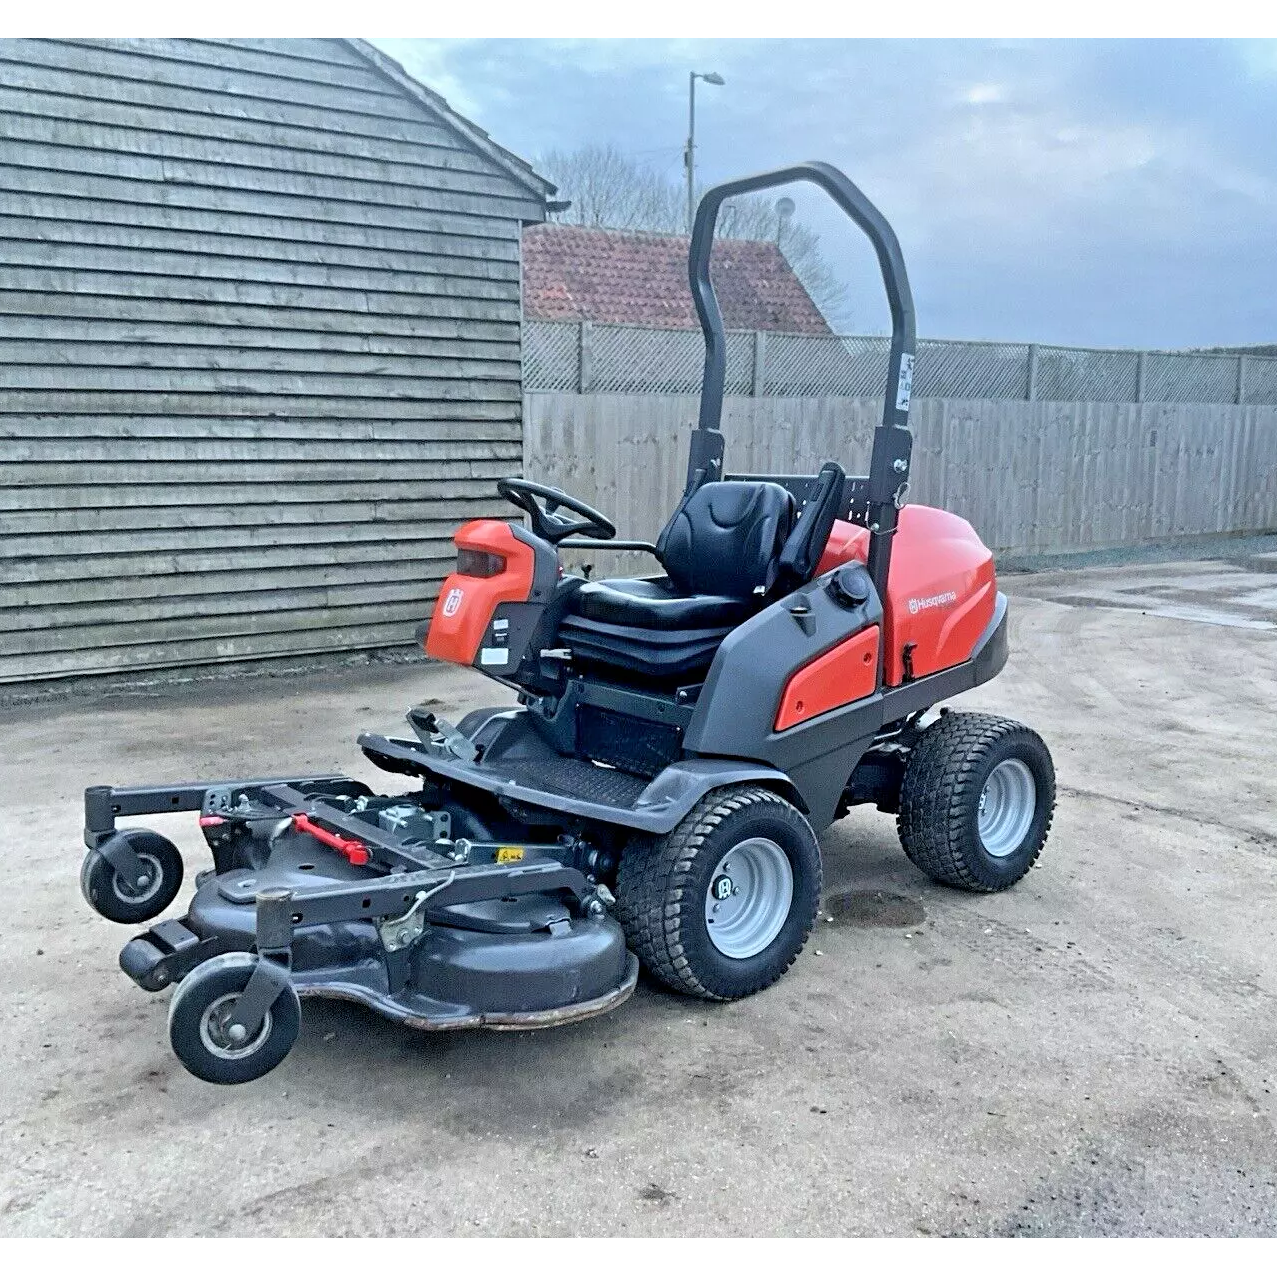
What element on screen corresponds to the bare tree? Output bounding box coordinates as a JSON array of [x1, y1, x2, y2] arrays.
[[538, 144, 852, 330]]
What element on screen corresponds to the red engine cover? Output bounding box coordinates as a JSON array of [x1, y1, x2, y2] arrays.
[[817, 505, 996, 687]]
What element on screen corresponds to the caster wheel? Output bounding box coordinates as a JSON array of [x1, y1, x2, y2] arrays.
[[168, 953, 300, 1085], [80, 829, 183, 924]]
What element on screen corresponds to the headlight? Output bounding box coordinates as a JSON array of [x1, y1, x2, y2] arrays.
[[455, 548, 506, 578]]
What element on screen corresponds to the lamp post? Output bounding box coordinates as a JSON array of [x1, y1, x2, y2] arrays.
[[685, 70, 725, 234]]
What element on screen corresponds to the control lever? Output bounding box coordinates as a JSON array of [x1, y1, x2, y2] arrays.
[[406, 707, 479, 763]]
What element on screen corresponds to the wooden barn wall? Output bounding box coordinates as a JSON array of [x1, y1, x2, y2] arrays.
[[0, 37, 543, 682]]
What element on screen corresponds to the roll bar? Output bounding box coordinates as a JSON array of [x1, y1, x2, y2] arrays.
[[685, 160, 917, 601]]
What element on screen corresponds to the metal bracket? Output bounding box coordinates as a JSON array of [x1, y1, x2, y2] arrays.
[[378, 871, 456, 952], [225, 956, 294, 1042], [254, 886, 296, 957], [97, 831, 151, 892]]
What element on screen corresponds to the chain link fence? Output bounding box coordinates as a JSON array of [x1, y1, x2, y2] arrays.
[[524, 320, 1277, 405]]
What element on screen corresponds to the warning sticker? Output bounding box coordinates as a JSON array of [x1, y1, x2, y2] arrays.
[[495, 846, 524, 863], [895, 353, 914, 413]]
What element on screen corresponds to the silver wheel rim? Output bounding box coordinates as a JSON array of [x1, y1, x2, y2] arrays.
[[113, 851, 163, 904], [978, 759, 1037, 858], [198, 992, 272, 1060], [704, 837, 794, 959]]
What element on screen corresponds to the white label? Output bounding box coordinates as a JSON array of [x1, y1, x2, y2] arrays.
[[907, 590, 957, 615], [480, 648, 508, 666], [493, 618, 509, 632], [895, 353, 914, 413], [441, 587, 464, 618]]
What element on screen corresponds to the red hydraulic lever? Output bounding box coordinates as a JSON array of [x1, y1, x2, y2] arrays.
[[292, 812, 370, 866]]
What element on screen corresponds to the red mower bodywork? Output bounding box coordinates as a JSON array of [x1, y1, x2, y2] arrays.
[[425, 519, 538, 668], [818, 505, 997, 688], [425, 502, 998, 731]]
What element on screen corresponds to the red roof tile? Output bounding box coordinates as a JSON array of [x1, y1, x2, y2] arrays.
[[522, 224, 830, 335]]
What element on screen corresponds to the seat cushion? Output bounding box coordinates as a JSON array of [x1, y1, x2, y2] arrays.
[[569, 577, 757, 630]]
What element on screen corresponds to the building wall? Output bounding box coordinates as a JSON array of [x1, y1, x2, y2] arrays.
[[0, 38, 545, 682], [526, 393, 1277, 577]]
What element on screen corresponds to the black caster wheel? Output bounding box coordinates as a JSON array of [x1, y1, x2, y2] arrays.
[[168, 953, 301, 1085], [80, 829, 184, 924]]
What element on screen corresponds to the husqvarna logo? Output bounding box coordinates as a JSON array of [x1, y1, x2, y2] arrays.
[[908, 590, 957, 616], [442, 587, 464, 618]]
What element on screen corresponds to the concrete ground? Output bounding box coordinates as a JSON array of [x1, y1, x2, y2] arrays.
[[3, 553, 1277, 1237]]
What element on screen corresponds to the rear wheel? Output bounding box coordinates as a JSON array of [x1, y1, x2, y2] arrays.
[[897, 711, 1055, 892], [615, 786, 822, 1000]]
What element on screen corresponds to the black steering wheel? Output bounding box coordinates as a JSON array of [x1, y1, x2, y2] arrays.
[[497, 478, 617, 545]]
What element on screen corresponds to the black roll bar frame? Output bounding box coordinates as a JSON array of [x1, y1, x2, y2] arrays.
[[685, 160, 917, 602]]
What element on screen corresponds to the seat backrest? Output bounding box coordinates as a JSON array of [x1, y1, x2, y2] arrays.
[[656, 480, 796, 598], [777, 461, 846, 589]]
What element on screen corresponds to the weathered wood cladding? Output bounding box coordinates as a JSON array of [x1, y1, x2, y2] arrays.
[[0, 38, 548, 682]]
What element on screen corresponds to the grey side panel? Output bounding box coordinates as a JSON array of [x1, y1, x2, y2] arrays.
[[686, 588, 1010, 830], [684, 566, 883, 828]]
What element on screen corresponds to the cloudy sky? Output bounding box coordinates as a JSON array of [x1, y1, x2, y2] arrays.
[[375, 39, 1277, 349]]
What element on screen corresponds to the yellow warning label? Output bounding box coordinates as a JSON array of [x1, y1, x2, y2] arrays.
[[495, 846, 525, 864]]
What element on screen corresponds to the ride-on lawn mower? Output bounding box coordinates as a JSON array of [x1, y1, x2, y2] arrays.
[[80, 162, 1055, 1084]]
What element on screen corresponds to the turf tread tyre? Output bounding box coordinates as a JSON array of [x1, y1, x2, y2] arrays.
[[615, 786, 821, 1001], [897, 711, 1054, 892]]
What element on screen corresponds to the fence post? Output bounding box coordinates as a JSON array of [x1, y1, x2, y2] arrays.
[[577, 321, 593, 394], [1135, 350, 1148, 403], [1237, 354, 1248, 405], [1026, 344, 1038, 401], [752, 330, 768, 397]]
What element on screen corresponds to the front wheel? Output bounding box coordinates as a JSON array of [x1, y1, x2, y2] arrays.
[[615, 786, 822, 1001], [168, 953, 300, 1085], [80, 829, 183, 924], [897, 712, 1055, 892]]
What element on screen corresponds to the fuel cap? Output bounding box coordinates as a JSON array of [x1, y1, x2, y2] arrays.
[[826, 564, 871, 609]]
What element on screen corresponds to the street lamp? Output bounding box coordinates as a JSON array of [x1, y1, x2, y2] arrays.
[[685, 70, 725, 234]]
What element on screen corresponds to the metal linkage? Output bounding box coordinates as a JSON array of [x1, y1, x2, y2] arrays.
[[239, 859, 591, 938], [259, 784, 457, 873], [83, 775, 365, 848]]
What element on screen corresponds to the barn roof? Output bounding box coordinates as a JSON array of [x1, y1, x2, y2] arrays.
[[521, 224, 830, 333], [346, 40, 556, 205]]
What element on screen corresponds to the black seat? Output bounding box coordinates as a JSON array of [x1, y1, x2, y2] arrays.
[[567, 577, 757, 631], [560, 480, 796, 679]]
